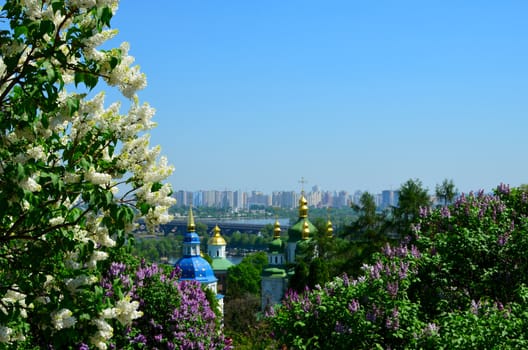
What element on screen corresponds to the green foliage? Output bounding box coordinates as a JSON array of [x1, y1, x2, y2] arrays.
[[226, 252, 267, 298], [132, 236, 182, 262], [343, 191, 395, 276], [413, 185, 528, 317], [435, 178, 458, 206], [268, 244, 424, 349], [101, 259, 227, 349], [267, 184, 528, 349], [393, 178, 431, 236], [228, 230, 269, 250], [0, 0, 176, 347]]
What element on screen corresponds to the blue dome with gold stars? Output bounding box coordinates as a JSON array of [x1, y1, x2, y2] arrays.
[[175, 207, 217, 285]]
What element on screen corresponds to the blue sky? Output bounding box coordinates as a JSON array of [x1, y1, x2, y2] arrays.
[[107, 1, 528, 194]]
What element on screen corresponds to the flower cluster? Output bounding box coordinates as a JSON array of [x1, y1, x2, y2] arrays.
[[414, 185, 528, 308], [101, 259, 231, 349], [268, 242, 424, 349], [0, 0, 177, 347], [268, 185, 528, 348]]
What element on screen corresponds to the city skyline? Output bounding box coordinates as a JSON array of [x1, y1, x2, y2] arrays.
[[107, 2, 528, 195], [172, 187, 401, 210]]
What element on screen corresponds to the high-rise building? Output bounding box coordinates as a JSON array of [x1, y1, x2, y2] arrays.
[[248, 191, 271, 208], [193, 191, 203, 207], [174, 190, 187, 206], [381, 190, 399, 210], [334, 190, 349, 208], [233, 190, 246, 210], [201, 190, 216, 207]]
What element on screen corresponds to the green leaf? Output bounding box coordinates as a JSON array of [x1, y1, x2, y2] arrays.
[[39, 19, 55, 37], [14, 25, 28, 38], [109, 55, 119, 69], [16, 163, 25, 180], [294, 320, 306, 328], [51, 0, 63, 13], [84, 72, 98, 90], [98, 6, 113, 28], [74, 71, 84, 87], [66, 96, 80, 115], [105, 190, 113, 206], [67, 207, 83, 222], [139, 203, 150, 215], [151, 182, 162, 192]]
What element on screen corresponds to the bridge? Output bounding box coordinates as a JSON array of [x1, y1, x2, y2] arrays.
[[152, 220, 290, 236]]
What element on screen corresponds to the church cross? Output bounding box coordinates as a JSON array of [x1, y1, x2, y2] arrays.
[[299, 177, 308, 192]]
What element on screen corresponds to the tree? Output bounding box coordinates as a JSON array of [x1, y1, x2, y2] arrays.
[[412, 184, 528, 316], [393, 178, 430, 236], [435, 178, 457, 206], [0, 1, 177, 347], [340, 192, 394, 276], [226, 252, 267, 298], [348, 192, 387, 240]]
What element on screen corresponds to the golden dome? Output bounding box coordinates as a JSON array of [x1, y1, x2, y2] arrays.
[[302, 220, 310, 240], [273, 219, 281, 239], [326, 219, 334, 238], [208, 225, 226, 245], [299, 192, 308, 218]]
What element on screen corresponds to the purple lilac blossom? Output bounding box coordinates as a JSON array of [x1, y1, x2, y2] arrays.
[[348, 299, 360, 314]]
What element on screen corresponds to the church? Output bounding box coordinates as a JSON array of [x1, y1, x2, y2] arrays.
[[207, 224, 234, 295], [261, 191, 333, 310], [175, 207, 224, 312], [174, 193, 333, 313]]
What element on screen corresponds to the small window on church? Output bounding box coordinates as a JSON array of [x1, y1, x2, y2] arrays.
[[216, 251, 219, 257], [275, 256, 278, 264]]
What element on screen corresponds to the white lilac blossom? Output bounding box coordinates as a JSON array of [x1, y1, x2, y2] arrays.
[[19, 176, 41, 192], [71, 0, 97, 10], [49, 216, 65, 226], [1, 289, 26, 305], [0, 0, 176, 347], [25, 145, 47, 161], [104, 43, 147, 98], [92, 226, 116, 247], [86, 251, 109, 269], [0, 326, 12, 343], [90, 318, 114, 350], [51, 308, 77, 330], [85, 167, 112, 186], [65, 275, 98, 294], [114, 298, 143, 326]]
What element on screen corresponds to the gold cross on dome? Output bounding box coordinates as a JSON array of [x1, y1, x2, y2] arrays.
[[299, 177, 308, 193]]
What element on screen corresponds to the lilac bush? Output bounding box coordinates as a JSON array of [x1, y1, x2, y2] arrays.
[[267, 184, 528, 349], [413, 184, 528, 315], [267, 242, 426, 349], [101, 259, 231, 349]]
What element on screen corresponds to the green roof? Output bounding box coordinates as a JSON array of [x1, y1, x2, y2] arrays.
[[211, 257, 235, 271], [288, 218, 318, 242], [268, 237, 284, 253], [262, 267, 287, 278]]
